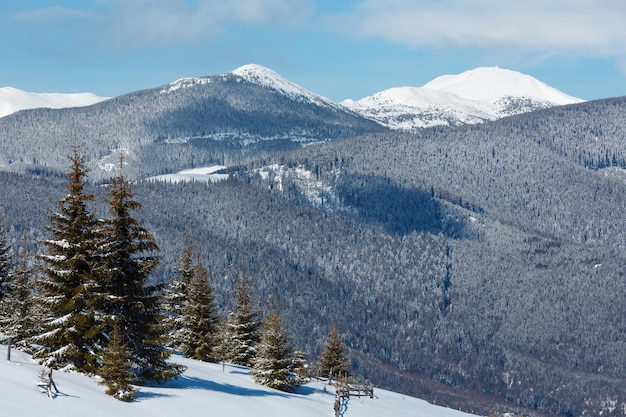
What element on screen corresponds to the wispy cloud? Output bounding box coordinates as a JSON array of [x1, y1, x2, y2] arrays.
[[13, 6, 96, 22], [336, 0, 626, 58], [108, 0, 315, 46]]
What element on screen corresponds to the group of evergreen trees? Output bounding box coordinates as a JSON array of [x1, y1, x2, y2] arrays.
[[0, 149, 183, 400], [163, 242, 309, 393], [0, 149, 351, 401]]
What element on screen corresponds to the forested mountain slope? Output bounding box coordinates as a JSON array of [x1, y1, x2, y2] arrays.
[[237, 96, 626, 415], [0, 68, 384, 180], [2, 95, 626, 416]]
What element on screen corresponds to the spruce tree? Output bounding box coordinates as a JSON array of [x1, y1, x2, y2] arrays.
[[163, 232, 194, 351], [251, 305, 304, 392], [317, 324, 350, 379], [99, 319, 138, 401], [178, 256, 220, 362], [99, 166, 184, 383], [31, 148, 104, 373], [223, 275, 261, 367]]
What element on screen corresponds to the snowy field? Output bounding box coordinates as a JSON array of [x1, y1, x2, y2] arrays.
[[0, 87, 108, 118], [0, 344, 480, 417], [147, 166, 229, 183]]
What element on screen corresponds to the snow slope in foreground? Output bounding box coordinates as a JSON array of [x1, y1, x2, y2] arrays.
[[0, 87, 109, 118], [0, 344, 479, 417]]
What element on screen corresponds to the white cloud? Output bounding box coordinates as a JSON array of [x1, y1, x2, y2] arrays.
[[109, 0, 315, 46], [340, 0, 626, 58]]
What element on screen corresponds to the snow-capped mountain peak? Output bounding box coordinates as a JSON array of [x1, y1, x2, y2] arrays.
[[0, 87, 109, 119], [342, 66, 585, 130], [231, 64, 338, 109]]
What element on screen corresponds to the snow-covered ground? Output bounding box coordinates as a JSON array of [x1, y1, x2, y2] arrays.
[[0, 87, 108, 118], [147, 166, 229, 184], [0, 344, 480, 417]]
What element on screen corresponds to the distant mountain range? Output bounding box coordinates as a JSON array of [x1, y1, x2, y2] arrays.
[[0, 64, 384, 179], [1, 65, 582, 131], [0, 87, 108, 119]]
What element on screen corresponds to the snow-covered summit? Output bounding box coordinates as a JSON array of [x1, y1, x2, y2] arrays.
[[231, 64, 339, 109], [160, 76, 214, 93], [424, 66, 583, 105], [342, 66, 584, 130], [0, 87, 109, 119]]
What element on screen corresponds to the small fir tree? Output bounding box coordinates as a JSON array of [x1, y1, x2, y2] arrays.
[[99, 319, 138, 401], [31, 148, 104, 373], [317, 324, 350, 379], [178, 256, 220, 362], [99, 164, 184, 383], [223, 275, 261, 367], [251, 304, 304, 393]]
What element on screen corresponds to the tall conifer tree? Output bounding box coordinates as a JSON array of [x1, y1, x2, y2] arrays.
[[99, 163, 183, 383], [32, 148, 104, 373]]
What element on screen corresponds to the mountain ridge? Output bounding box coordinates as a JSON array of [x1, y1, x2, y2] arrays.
[[1, 65, 582, 131], [0, 66, 384, 179]]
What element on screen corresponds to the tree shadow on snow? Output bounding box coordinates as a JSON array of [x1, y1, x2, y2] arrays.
[[134, 391, 174, 401], [160, 376, 291, 399]]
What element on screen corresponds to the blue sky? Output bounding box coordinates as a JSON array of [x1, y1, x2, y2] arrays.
[[1, 0, 625, 101]]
